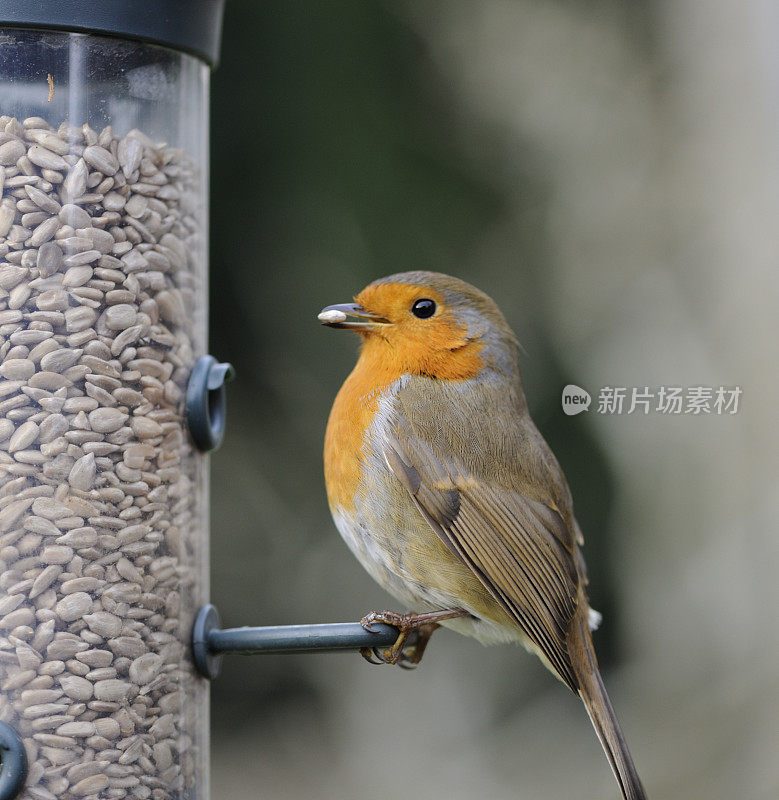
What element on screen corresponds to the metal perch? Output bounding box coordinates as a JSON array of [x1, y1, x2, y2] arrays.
[[191, 604, 410, 679]]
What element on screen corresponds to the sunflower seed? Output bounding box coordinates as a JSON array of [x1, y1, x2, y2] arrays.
[[55, 592, 92, 622], [27, 145, 69, 171], [62, 158, 89, 199], [0, 139, 25, 165]]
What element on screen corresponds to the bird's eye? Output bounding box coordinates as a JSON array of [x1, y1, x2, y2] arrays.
[[411, 298, 436, 319]]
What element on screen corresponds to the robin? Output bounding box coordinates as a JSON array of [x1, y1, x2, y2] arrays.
[[319, 271, 646, 800]]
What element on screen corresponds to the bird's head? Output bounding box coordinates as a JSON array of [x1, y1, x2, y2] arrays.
[[319, 271, 519, 380]]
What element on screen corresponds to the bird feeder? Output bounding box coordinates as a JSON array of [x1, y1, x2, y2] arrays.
[[0, 3, 228, 798], [0, 4, 418, 799]]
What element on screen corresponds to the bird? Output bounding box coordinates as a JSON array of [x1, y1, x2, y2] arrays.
[[319, 270, 647, 800]]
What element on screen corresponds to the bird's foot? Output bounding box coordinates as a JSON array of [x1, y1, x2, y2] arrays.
[[359, 608, 467, 668]]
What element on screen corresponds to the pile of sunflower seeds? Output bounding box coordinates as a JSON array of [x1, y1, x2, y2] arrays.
[[0, 116, 207, 800]]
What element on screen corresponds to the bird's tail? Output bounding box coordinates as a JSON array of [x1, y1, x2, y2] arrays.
[[568, 613, 647, 800]]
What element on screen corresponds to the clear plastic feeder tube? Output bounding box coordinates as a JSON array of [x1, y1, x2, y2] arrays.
[[0, 26, 214, 800]]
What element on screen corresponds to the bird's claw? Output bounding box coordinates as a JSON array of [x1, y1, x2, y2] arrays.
[[396, 654, 420, 670], [359, 646, 387, 665], [360, 610, 406, 633], [358, 643, 421, 668], [358, 608, 466, 668]]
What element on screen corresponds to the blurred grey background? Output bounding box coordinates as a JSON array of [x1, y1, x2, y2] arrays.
[[207, 1, 778, 798]]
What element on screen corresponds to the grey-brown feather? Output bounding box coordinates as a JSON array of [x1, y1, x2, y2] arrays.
[[385, 372, 586, 691]]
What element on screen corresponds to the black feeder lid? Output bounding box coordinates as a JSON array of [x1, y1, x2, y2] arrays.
[[0, 0, 226, 66]]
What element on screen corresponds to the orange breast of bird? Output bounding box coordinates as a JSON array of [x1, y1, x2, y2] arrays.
[[323, 342, 396, 515]]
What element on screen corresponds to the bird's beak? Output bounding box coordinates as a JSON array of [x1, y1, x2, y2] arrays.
[[317, 303, 389, 331]]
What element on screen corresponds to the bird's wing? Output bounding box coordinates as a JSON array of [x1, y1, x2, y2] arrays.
[[384, 428, 581, 690]]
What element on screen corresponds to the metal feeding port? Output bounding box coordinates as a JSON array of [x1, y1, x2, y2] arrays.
[[185, 356, 235, 452]]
